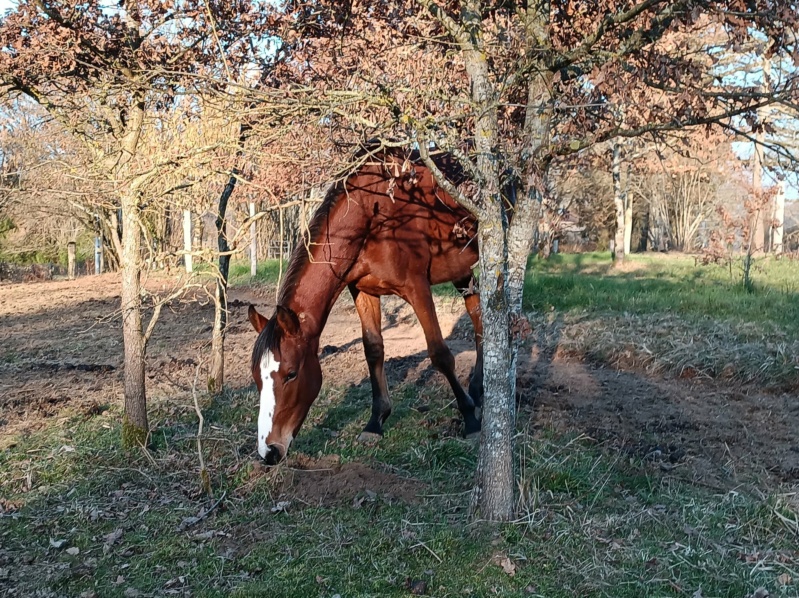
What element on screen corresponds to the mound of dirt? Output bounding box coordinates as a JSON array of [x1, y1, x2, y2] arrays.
[[277, 455, 425, 507]]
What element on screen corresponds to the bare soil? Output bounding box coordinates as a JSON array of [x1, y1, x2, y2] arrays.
[[1, 274, 798, 497]]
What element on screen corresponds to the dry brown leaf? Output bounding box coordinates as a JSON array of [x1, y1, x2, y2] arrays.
[[492, 553, 516, 576]]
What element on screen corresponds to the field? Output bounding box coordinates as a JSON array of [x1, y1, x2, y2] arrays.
[[1, 253, 798, 597]]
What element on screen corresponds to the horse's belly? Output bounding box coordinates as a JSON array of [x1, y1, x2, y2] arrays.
[[428, 248, 478, 285]]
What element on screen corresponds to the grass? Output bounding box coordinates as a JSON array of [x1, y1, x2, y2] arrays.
[[232, 252, 799, 388], [2, 379, 798, 597], [520, 252, 799, 389], [525, 252, 799, 334], [228, 260, 287, 286], [4, 252, 796, 595]]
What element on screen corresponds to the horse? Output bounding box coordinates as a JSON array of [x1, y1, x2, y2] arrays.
[[248, 149, 483, 464]]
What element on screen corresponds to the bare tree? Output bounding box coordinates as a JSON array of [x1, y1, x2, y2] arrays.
[[0, 0, 269, 446]]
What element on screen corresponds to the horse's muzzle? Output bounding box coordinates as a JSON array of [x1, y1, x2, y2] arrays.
[[262, 444, 284, 465]]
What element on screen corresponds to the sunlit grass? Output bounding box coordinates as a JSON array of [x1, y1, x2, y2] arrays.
[[524, 252, 799, 335]]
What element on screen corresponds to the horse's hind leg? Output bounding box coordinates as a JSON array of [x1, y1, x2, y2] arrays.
[[404, 281, 481, 438], [350, 285, 392, 440], [453, 274, 483, 409]]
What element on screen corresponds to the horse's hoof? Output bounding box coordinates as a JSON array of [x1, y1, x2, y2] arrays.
[[357, 431, 382, 445]]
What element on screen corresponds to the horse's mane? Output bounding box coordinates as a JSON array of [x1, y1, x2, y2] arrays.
[[276, 176, 343, 307]]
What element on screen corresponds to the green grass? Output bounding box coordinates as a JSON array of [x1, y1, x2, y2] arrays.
[[2, 378, 798, 597], [229, 259, 287, 286], [518, 252, 799, 388], [525, 252, 799, 334]]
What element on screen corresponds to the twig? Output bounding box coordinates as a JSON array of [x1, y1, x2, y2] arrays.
[[409, 540, 443, 563], [192, 361, 212, 497], [177, 491, 227, 531]]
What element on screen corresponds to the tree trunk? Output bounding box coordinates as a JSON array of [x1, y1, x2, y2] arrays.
[[208, 121, 248, 393], [475, 219, 514, 520], [183, 208, 193, 273], [115, 98, 149, 448], [67, 242, 76, 279], [623, 164, 633, 256], [208, 120, 249, 393], [208, 170, 237, 393], [612, 140, 626, 265], [773, 180, 785, 255], [120, 189, 148, 447], [460, 28, 516, 520], [751, 136, 766, 254], [102, 209, 123, 271]]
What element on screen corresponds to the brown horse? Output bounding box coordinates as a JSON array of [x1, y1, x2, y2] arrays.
[[248, 149, 483, 464]]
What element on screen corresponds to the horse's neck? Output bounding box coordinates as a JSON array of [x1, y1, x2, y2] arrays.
[[282, 194, 364, 339]]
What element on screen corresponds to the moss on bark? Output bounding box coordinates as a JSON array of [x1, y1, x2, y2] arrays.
[[121, 415, 148, 449]]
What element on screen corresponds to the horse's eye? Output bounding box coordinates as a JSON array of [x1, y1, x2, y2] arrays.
[[285, 370, 297, 383]]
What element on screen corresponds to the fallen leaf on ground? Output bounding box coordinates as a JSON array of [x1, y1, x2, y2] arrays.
[[105, 528, 123, 546], [491, 553, 516, 576]]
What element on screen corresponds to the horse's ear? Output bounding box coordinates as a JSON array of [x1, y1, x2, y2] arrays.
[[248, 305, 269, 333], [275, 305, 301, 337]]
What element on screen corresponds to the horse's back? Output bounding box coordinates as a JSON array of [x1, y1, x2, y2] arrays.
[[345, 157, 478, 294]]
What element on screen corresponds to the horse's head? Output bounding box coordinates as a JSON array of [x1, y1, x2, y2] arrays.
[[248, 304, 322, 465]]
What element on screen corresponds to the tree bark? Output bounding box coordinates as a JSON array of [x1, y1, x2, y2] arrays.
[[751, 138, 766, 253], [623, 164, 633, 256], [208, 170, 238, 393], [208, 121, 247, 393], [460, 25, 519, 521], [474, 218, 514, 520], [116, 98, 149, 448], [120, 187, 148, 446], [419, 0, 550, 522], [67, 242, 76, 279], [612, 140, 626, 265], [773, 180, 785, 255]]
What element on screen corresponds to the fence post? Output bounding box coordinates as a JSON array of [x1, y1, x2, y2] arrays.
[[94, 237, 101, 275], [67, 242, 76, 279], [183, 208, 193, 273], [249, 202, 257, 277]]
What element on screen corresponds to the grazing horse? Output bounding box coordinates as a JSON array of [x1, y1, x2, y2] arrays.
[[248, 149, 483, 464]]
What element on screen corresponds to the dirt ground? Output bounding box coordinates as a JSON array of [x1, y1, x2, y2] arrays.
[[2, 274, 798, 494]]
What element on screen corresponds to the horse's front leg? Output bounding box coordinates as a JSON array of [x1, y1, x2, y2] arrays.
[[349, 285, 392, 441], [403, 280, 481, 438], [453, 274, 483, 409]]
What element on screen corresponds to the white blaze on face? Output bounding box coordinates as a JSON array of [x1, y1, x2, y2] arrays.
[[257, 350, 280, 459]]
